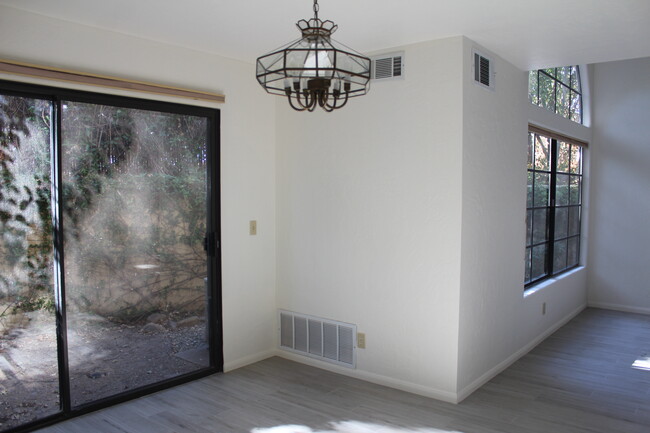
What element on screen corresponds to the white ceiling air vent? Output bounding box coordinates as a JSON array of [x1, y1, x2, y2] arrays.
[[371, 52, 404, 80], [473, 49, 494, 90]]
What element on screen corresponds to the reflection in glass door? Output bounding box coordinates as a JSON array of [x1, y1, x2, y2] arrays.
[[0, 95, 59, 429], [61, 101, 211, 407]]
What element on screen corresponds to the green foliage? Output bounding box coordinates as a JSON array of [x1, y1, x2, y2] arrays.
[[10, 291, 54, 313], [66, 168, 206, 321], [24, 174, 53, 296], [0, 95, 54, 318], [60, 103, 208, 322], [1, 97, 209, 324], [0, 96, 30, 231], [3, 226, 27, 267], [528, 66, 582, 123]]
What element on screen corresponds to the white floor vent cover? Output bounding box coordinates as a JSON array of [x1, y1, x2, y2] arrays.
[[279, 310, 356, 368]]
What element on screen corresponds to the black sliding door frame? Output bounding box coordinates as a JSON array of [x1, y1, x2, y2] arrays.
[[0, 79, 222, 433], [52, 94, 72, 416]]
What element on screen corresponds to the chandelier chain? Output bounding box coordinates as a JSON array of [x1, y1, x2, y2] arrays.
[[313, 0, 319, 19]]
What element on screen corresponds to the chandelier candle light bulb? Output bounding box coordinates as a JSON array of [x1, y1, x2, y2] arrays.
[[255, 0, 371, 112]]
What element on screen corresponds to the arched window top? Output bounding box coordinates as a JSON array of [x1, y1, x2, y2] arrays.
[[529, 66, 582, 124]]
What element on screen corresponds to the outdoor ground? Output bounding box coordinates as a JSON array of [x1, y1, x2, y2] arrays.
[[0, 310, 207, 431]]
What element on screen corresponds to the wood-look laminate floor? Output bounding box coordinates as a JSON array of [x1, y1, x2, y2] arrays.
[[36, 308, 650, 433]]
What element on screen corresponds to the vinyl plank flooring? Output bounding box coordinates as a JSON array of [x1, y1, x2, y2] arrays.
[[34, 308, 650, 433]]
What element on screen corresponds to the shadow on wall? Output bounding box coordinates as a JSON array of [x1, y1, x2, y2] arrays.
[[252, 421, 463, 433]]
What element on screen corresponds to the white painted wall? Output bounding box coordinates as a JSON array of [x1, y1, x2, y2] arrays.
[[0, 6, 278, 370], [588, 57, 650, 314], [275, 37, 465, 400], [275, 36, 593, 402], [456, 40, 588, 399], [0, 4, 605, 402]]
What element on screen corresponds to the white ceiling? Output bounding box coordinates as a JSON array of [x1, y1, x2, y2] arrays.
[[2, 0, 650, 70]]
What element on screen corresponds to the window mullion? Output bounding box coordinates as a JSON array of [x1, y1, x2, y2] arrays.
[[547, 139, 558, 277], [51, 96, 72, 414], [553, 70, 558, 115]]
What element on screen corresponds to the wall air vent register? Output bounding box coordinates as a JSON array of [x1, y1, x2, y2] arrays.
[[473, 49, 495, 90], [279, 310, 357, 368], [371, 52, 405, 80]]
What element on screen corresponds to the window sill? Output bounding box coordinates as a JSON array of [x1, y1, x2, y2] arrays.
[[524, 266, 585, 298]]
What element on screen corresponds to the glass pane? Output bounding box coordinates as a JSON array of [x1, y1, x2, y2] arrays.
[[553, 240, 568, 273], [557, 66, 571, 85], [61, 102, 210, 407], [534, 135, 550, 170], [527, 132, 534, 169], [556, 174, 570, 206], [570, 91, 582, 123], [528, 71, 539, 105], [570, 145, 582, 174], [256, 50, 286, 89], [569, 206, 581, 236], [526, 209, 533, 246], [568, 237, 580, 267], [532, 209, 548, 244], [527, 172, 534, 208], [525, 247, 532, 283], [543, 68, 556, 78], [534, 173, 550, 207], [556, 84, 570, 119], [555, 207, 568, 239], [570, 175, 582, 205], [0, 95, 59, 429], [531, 244, 547, 281], [539, 73, 556, 113], [557, 141, 570, 173], [570, 66, 581, 92]]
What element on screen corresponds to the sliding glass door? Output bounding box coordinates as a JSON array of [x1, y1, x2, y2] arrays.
[[0, 82, 221, 432]]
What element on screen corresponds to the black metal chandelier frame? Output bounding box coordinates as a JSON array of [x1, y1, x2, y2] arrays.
[[255, 0, 371, 112]]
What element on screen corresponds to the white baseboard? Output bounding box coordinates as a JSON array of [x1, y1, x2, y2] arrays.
[[587, 301, 650, 316], [274, 350, 459, 403], [223, 349, 276, 372], [229, 303, 589, 404], [455, 302, 587, 403]]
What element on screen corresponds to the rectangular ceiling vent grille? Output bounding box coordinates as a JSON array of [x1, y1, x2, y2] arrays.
[[473, 49, 495, 90], [279, 310, 357, 368], [371, 52, 405, 80]]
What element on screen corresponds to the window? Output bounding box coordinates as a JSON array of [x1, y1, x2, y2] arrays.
[[529, 66, 582, 124], [525, 128, 584, 287]]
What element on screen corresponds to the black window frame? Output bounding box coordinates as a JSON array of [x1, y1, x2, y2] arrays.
[[525, 129, 584, 288], [0, 78, 223, 433], [529, 66, 583, 124]]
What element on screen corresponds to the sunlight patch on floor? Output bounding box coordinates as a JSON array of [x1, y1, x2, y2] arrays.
[[631, 355, 650, 371], [251, 421, 463, 433]]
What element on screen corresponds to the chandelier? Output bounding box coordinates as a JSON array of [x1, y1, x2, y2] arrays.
[[255, 0, 371, 112]]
